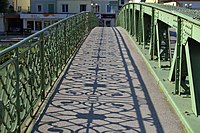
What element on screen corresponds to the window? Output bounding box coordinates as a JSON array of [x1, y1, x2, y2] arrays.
[[18, 6, 22, 12], [27, 21, 34, 30], [62, 4, 68, 12], [37, 5, 42, 12], [121, 0, 124, 4], [95, 5, 100, 13], [106, 21, 111, 27], [35, 21, 42, 30], [80, 4, 86, 12], [48, 4, 54, 13], [107, 5, 111, 13]]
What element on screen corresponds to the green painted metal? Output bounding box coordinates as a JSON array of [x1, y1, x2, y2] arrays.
[[116, 2, 200, 131], [0, 12, 98, 132]]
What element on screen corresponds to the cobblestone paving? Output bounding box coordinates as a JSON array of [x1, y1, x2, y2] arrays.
[[32, 27, 184, 133]]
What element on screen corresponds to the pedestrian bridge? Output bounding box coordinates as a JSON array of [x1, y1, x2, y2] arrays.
[[1, 3, 200, 133]]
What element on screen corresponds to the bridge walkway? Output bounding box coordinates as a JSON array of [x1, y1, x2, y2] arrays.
[[32, 27, 184, 133]]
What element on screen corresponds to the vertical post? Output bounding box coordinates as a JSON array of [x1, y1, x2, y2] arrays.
[[167, 28, 172, 67], [127, 4, 130, 32], [55, 24, 59, 76], [141, 7, 145, 49], [149, 8, 155, 60], [175, 17, 182, 95], [138, 5, 142, 45], [131, 4, 135, 36], [124, 9, 126, 29], [163, 26, 170, 62], [185, 41, 199, 116], [15, 48, 20, 133], [40, 33, 45, 99], [133, 5, 136, 36], [68, 20, 71, 57], [64, 22, 67, 62], [156, 23, 161, 68]]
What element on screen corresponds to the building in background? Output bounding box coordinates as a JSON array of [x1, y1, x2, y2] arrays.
[[91, 0, 130, 27], [57, 0, 92, 13], [10, 0, 30, 12], [1, 0, 144, 33], [92, 0, 117, 27], [160, 0, 200, 9], [0, 0, 30, 34], [21, 0, 92, 33]]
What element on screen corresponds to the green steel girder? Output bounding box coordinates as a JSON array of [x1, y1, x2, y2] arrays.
[[116, 2, 200, 117]]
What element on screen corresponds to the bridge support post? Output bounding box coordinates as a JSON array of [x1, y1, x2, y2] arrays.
[[155, 23, 161, 68], [138, 5, 143, 46], [149, 9, 158, 61], [141, 7, 145, 49], [185, 39, 200, 116], [129, 4, 134, 36], [175, 18, 183, 95], [133, 5, 136, 36]]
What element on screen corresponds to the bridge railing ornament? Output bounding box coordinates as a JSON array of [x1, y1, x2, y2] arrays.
[[117, 3, 200, 117], [0, 12, 98, 132]]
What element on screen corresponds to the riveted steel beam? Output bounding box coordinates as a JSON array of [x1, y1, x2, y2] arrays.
[[116, 2, 200, 117]]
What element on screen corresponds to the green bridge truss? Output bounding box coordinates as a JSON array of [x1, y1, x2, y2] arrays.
[[117, 3, 200, 132], [0, 12, 98, 132]]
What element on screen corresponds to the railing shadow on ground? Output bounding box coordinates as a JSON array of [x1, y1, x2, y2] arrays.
[[113, 27, 164, 132], [32, 27, 164, 133]]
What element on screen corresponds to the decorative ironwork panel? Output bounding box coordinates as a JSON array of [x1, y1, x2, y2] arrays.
[[0, 12, 98, 132]]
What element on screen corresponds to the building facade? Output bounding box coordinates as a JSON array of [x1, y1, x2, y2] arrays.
[[0, 0, 30, 33], [12, 0, 30, 12], [30, 0, 56, 13], [91, 0, 130, 27], [92, 0, 117, 27], [21, 0, 92, 33], [160, 0, 200, 9], [57, 0, 92, 13], [1, 0, 134, 33]]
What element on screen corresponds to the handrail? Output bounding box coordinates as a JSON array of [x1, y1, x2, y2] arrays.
[[0, 12, 90, 56]]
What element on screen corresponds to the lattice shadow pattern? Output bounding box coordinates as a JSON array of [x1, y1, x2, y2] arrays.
[[32, 27, 163, 133]]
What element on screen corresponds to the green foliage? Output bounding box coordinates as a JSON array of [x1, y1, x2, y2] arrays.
[[0, 46, 24, 64], [0, 0, 9, 13], [0, 46, 7, 51], [0, 46, 11, 64]]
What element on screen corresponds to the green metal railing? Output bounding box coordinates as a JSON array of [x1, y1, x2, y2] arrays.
[[117, 3, 200, 116], [0, 12, 98, 132]]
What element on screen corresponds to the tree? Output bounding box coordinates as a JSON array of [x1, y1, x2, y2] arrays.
[[0, 0, 9, 13], [0, 0, 8, 33]]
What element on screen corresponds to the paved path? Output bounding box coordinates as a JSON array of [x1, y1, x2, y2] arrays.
[[32, 27, 184, 133]]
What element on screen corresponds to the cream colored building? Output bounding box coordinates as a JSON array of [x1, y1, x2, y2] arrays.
[[21, 0, 92, 33], [8, 0, 30, 12], [57, 0, 92, 13]]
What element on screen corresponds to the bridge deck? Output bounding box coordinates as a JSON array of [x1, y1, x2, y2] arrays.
[[32, 27, 184, 133]]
